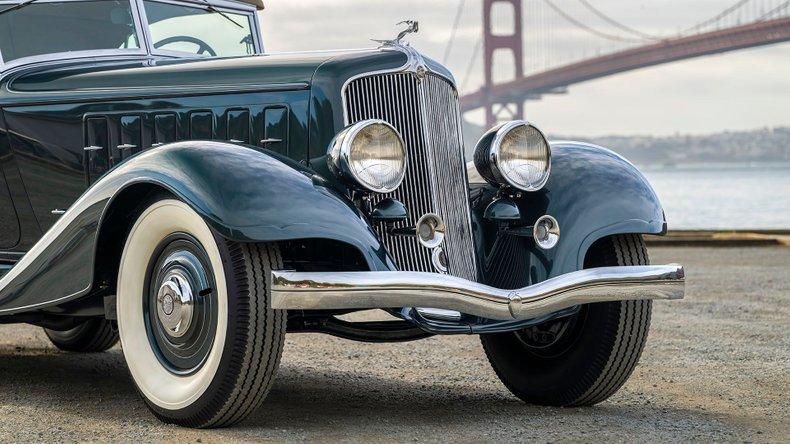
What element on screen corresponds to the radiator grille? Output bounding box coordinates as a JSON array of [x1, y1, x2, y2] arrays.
[[344, 72, 477, 281]]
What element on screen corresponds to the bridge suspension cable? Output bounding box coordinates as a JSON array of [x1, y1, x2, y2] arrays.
[[679, 0, 751, 35], [576, 0, 661, 41], [542, 0, 645, 43], [758, 0, 790, 21], [442, 0, 467, 64], [460, 35, 482, 91], [546, 0, 762, 45]]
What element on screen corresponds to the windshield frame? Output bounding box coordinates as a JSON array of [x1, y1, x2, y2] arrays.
[[0, 0, 262, 73], [139, 0, 260, 59]]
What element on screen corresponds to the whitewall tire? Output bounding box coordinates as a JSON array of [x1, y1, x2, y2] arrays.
[[117, 197, 285, 428]]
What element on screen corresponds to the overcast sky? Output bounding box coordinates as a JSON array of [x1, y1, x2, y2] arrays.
[[259, 1, 790, 136]]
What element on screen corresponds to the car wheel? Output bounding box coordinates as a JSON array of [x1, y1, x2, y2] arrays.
[[481, 234, 652, 406], [117, 197, 285, 428], [44, 319, 119, 353]]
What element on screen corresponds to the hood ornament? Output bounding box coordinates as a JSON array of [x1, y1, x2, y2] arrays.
[[372, 20, 419, 46], [373, 20, 429, 79]]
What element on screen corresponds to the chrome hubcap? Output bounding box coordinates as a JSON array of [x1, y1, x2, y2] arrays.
[[156, 273, 194, 338], [145, 233, 217, 375]]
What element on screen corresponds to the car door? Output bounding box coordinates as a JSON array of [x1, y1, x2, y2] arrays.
[[3, 105, 86, 232], [0, 111, 20, 250]]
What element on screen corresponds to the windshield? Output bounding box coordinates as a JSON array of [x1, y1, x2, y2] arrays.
[[144, 0, 255, 57], [0, 0, 140, 63]]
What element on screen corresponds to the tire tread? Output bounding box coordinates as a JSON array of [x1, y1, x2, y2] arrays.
[[572, 234, 652, 406], [45, 319, 119, 353], [203, 242, 285, 428], [481, 233, 653, 407]]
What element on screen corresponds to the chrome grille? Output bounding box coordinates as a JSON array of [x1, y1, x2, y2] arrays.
[[344, 72, 477, 281]]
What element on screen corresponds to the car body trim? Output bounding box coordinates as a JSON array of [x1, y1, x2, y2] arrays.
[[1, 80, 310, 106]]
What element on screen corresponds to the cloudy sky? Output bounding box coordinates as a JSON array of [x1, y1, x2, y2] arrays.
[[259, 1, 790, 136]]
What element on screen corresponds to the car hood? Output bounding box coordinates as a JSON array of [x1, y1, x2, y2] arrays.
[[1, 48, 454, 107], [0, 50, 384, 105], [6, 53, 335, 91]]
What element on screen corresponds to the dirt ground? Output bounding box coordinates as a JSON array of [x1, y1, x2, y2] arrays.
[[0, 246, 787, 442]]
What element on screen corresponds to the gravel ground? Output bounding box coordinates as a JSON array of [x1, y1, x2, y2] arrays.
[[0, 246, 787, 442]]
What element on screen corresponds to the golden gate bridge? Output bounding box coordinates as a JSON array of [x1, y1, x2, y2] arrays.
[[449, 0, 790, 126]]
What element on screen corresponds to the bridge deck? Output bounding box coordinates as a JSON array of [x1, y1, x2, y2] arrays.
[[461, 17, 790, 112]]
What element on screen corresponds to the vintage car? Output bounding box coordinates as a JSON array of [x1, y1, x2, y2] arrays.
[[0, 0, 684, 429]]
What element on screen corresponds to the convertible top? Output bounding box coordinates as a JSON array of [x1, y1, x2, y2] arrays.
[[236, 0, 264, 10]]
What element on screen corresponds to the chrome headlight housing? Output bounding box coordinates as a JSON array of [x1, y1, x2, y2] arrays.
[[473, 120, 551, 191], [328, 119, 407, 193]]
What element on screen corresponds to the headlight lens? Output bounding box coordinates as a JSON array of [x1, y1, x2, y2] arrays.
[[328, 119, 407, 193], [473, 120, 551, 191]]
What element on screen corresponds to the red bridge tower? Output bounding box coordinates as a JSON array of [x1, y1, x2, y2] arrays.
[[483, 0, 524, 127]]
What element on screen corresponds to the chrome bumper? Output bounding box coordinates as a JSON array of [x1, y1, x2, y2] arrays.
[[271, 264, 685, 321]]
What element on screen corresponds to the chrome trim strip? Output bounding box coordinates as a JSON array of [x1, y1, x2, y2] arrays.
[[6, 80, 307, 95], [271, 264, 685, 321], [262, 48, 376, 56], [1, 81, 309, 106]]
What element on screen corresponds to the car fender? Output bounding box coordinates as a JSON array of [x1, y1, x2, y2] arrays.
[[474, 141, 665, 285], [0, 142, 394, 314]]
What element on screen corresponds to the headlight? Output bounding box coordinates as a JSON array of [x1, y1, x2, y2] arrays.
[[473, 120, 551, 191], [328, 119, 407, 193]]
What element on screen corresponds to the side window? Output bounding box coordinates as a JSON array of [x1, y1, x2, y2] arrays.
[[0, 1, 140, 63]]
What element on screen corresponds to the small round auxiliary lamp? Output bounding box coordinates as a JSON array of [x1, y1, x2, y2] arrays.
[[416, 213, 446, 249], [533, 215, 560, 250]]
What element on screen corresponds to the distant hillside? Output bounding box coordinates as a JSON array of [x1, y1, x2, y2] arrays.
[[461, 122, 790, 166]]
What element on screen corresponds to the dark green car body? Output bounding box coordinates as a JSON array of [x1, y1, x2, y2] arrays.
[[0, 4, 664, 321]]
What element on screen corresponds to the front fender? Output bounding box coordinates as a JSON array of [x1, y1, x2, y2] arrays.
[[0, 142, 393, 315], [474, 141, 665, 286]]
